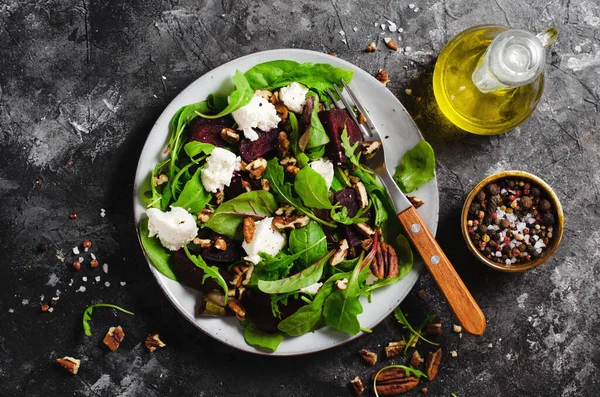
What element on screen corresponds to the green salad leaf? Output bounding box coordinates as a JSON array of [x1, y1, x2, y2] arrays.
[[205, 191, 277, 239], [139, 218, 177, 280], [258, 251, 333, 294], [195, 70, 254, 119], [294, 166, 334, 209], [243, 322, 284, 352], [340, 126, 361, 167], [393, 140, 436, 193], [148, 158, 171, 209], [184, 141, 214, 160], [289, 221, 328, 269], [287, 113, 310, 168], [243, 60, 354, 103], [302, 91, 329, 149], [184, 246, 229, 302], [171, 168, 211, 213], [82, 303, 134, 336]]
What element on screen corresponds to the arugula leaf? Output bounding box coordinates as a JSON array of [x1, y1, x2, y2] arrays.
[[243, 322, 284, 352], [263, 158, 336, 228], [148, 158, 171, 209], [243, 61, 354, 103], [393, 140, 436, 193], [394, 307, 439, 350], [330, 204, 370, 225], [168, 102, 210, 155], [205, 191, 277, 239], [139, 218, 177, 280], [184, 141, 215, 160], [82, 303, 134, 336], [294, 166, 334, 209], [184, 246, 229, 302], [322, 253, 365, 335], [373, 365, 428, 397], [289, 221, 327, 269], [269, 292, 298, 318], [340, 126, 360, 167], [371, 194, 389, 227], [195, 71, 254, 119], [171, 168, 211, 213], [258, 251, 333, 294]]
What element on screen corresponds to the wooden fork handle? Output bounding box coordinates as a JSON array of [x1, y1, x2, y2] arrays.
[[397, 206, 486, 336]]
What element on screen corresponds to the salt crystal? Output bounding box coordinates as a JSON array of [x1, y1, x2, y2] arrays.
[[78, 256, 84, 263], [495, 251, 502, 257], [534, 240, 546, 249], [505, 259, 511, 265], [488, 343, 493, 348], [40, 295, 44, 301], [48, 307, 54, 313], [374, 22, 378, 27], [408, 3, 415, 8], [533, 235, 539, 241], [68, 279, 74, 286], [91, 253, 96, 260], [338, 29, 345, 36], [52, 296, 59, 301], [102, 263, 109, 273], [516, 222, 527, 233], [105, 281, 111, 287], [162, 76, 166, 80], [414, 7, 419, 12], [120, 282, 127, 286], [398, 28, 404, 33], [22, 299, 29, 305], [387, 20, 397, 32], [511, 257, 517, 264], [82, 277, 87, 282], [76, 286, 86, 293], [524, 235, 531, 244], [72, 247, 80, 255], [95, 276, 101, 282], [341, 38, 347, 45], [56, 289, 61, 296], [8, 308, 14, 313], [84, 247, 88, 252], [353, 27, 358, 32], [100, 209, 106, 218], [380, 23, 386, 30], [405, 46, 412, 52], [535, 247, 542, 254]]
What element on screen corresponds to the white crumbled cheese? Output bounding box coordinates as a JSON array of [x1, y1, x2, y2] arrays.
[[279, 82, 309, 114], [72, 247, 80, 255], [232, 95, 280, 141], [242, 217, 286, 264], [200, 147, 240, 193], [300, 282, 323, 295], [146, 207, 198, 251], [309, 158, 334, 189], [365, 270, 379, 286]]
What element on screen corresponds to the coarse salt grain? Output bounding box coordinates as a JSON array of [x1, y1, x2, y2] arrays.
[[533, 235, 540, 241], [338, 29, 345, 36], [91, 253, 96, 260], [534, 240, 546, 249], [495, 251, 502, 257], [22, 299, 29, 305], [353, 26, 358, 32], [95, 276, 101, 282], [76, 286, 86, 293], [68, 279, 74, 286], [100, 209, 106, 218], [78, 256, 84, 263], [505, 259, 511, 265], [120, 282, 126, 286], [102, 263, 108, 273], [40, 295, 44, 301], [414, 7, 419, 12], [380, 23, 386, 30], [105, 281, 111, 287], [72, 247, 80, 255], [48, 307, 54, 313], [82, 277, 87, 282], [8, 309, 14, 313], [409, 3, 415, 8]]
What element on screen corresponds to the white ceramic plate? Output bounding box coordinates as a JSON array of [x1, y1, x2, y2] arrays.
[[133, 49, 439, 356]]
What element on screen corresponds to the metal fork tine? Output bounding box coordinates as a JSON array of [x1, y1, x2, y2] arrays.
[[342, 80, 378, 138], [333, 84, 373, 138], [325, 88, 341, 109]]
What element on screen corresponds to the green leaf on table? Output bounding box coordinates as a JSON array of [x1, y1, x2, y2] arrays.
[[205, 190, 277, 239], [243, 322, 284, 352], [393, 307, 439, 352], [244, 60, 354, 103], [184, 246, 229, 301], [82, 303, 134, 337], [258, 251, 333, 294], [139, 218, 177, 280], [289, 221, 328, 269], [195, 70, 254, 119], [171, 168, 211, 213], [393, 140, 436, 193], [294, 166, 334, 209]]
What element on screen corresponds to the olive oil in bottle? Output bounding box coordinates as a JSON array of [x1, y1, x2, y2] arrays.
[[433, 25, 557, 135]]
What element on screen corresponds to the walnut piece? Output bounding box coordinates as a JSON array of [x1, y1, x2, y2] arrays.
[[243, 217, 256, 244], [372, 366, 420, 396], [231, 264, 250, 288], [241, 180, 252, 192], [272, 215, 310, 230], [254, 89, 272, 101], [56, 356, 80, 375], [145, 334, 166, 352], [280, 156, 297, 167], [214, 190, 225, 204], [335, 278, 348, 290], [361, 141, 381, 160], [371, 241, 399, 279], [350, 376, 365, 396], [275, 204, 295, 216], [214, 237, 227, 251], [359, 349, 378, 366], [277, 131, 290, 158], [220, 127, 240, 143], [366, 42, 377, 52], [197, 208, 214, 222], [376, 69, 390, 86], [410, 350, 424, 367], [153, 173, 168, 187], [193, 238, 212, 248], [103, 326, 125, 352], [384, 340, 406, 358], [330, 239, 349, 266], [408, 196, 425, 208], [275, 102, 289, 122], [246, 158, 268, 179], [425, 348, 442, 380], [260, 178, 270, 191], [285, 164, 300, 175]]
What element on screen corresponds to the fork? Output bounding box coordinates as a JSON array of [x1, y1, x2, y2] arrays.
[[327, 80, 486, 336]]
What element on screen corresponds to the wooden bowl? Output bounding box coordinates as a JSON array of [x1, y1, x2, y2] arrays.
[[461, 171, 564, 272]]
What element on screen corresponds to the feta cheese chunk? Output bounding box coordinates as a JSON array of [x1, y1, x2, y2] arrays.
[[300, 282, 323, 296], [232, 95, 280, 141], [201, 147, 240, 193], [309, 158, 334, 189], [242, 217, 286, 264], [279, 82, 309, 113], [146, 207, 198, 251]]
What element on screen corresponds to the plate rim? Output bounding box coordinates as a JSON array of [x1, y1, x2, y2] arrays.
[[133, 48, 439, 356]]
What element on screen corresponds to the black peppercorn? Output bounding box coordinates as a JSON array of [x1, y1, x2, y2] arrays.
[[501, 219, 511, 229], [487, 183, 500, 195], [531, 187, 541, 197], [476, 190, 486, 202], [520, 196, 533, 209], [542, 213, 555, 226], [485, 194, 499, 224], [539, 199, 551, 212], [478, 224, 488, 235], [469, 202, 482, 215], [507, 180, 515, 188], [491, 233, 501, 242]]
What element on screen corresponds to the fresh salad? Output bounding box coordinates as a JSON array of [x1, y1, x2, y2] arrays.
[[139, 60, 435, 352]]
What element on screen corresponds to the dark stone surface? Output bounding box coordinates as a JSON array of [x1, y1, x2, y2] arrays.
[[1, 0, 599, 396]]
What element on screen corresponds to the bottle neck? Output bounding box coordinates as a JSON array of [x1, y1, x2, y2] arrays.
[[472, 29, 546, 93]]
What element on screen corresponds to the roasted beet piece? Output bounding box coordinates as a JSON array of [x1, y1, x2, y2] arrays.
[[318, 109, 363, 165], [188, 116, 233, 147], [201, 234, 241, 263], [224, 171, 247, 199], [334, 188, 363, 247], [238, 128, 279, 163], [243, 290, 305, 333], [171, 249, 231, 293]]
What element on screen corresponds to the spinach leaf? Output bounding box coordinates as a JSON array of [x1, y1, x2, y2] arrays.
[[184, 246, 229, 301], [258, 251, 333, 294], [243, 61, 354, 103], [322, 254, 364, 335], [195, 70, 254, 119], [168, 101, 210, 155], [263, 158, 335, 227], [243, 322, 284, 352], [393, 140, 436, 193], [139, 218, 177, 280], [82, 303, 134, 337], [305, 145, 326, 161], [294, 166, 334, 209], [159, 181, 174, 211], [289, 221, 327, 268], [184, 141, 214, 160], [171, 168, 211, 213], [305, 92, 329, 148], [205, 191, 277, 239], [288, 113, 309, 168]]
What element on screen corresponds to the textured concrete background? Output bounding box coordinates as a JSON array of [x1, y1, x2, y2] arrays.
[[1, 0, 599, 396]]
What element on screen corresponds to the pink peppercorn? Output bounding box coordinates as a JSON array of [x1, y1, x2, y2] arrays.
[[524, 183, 531, 189], [492, 212, 497, 219], [509, 194, 516, 201], [523, 189, 530, 195], [523, 228, 529, 235], [504, 237, 511, 245], [473, 220, 479, 226], [69, 213, 78, 220], [516, 190, 522, 197], [478, 211, 485, 219]]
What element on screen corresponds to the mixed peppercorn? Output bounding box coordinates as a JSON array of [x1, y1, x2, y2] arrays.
[[467, 178, 556, 265]]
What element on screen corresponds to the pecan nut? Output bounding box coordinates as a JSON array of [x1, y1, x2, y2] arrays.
[[353, 182, 369, 208], [145, 334, 166, 352], [243, 217, 256, 244], [275, 204, 295, 216], [366, 42, 377, 52], [407, 196, 424, 208], [227, 298, 246, 321], [425, 318, 442, 336], [409, 350, 424, 367], [425, 348, 442, 380], [230, 264, 250, 288], [354, 223, 376, 237], [220, 127, 240, 143], [103, 326, 125, 352], [359, 349, 378, 366], [350, 376, 365, 396], [370, 242, 399, 279], [384, 37, 399, 51], [384, 340, 406, 358], [260, 178, 270, 191], [335, 278, 348, 290], [361, 141, 381, 160], [56, 356, 80, 375], [330, 239, 349, 266], [376, 69, 390, 86], [372, 367, 420, 396], [272, 215, 310, 230]]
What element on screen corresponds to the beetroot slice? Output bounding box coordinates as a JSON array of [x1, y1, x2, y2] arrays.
[[171, 249, 231, 293], [187, 116, 233, 147], [318, 109, 363, 166], [201, 234, 241, 263], [243, 290, 305, 333], [335, 188, 363, 247], [238, 128, 279, 163]]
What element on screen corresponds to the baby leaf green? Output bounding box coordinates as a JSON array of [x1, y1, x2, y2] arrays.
[[195, 70, 254, 119], [393, 140, 436, 193], [184, 246, 229, 302], [258, 251, 333, 294], [139, 218, 177, 280], [243, 322, 284, 352], [171, 168, 211, 213], [289, 221, 327, 269], [294, 166, 334, 209]]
